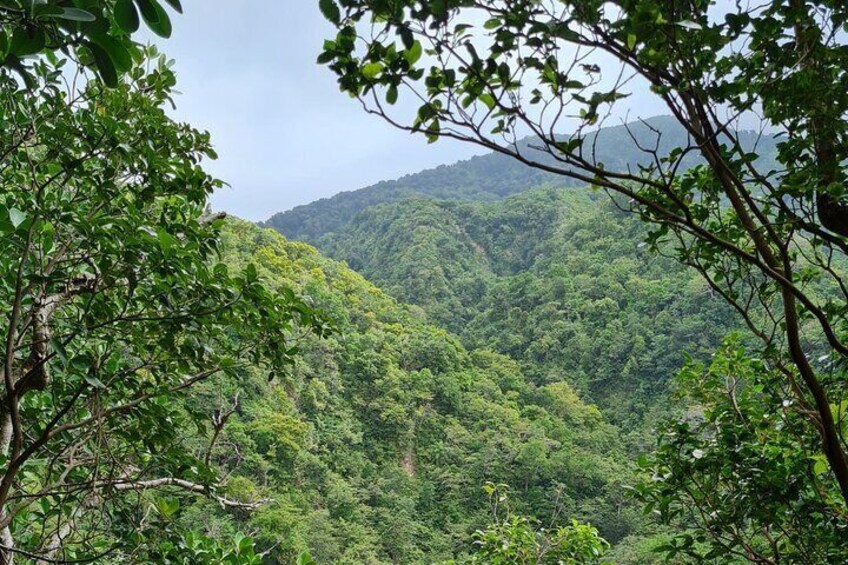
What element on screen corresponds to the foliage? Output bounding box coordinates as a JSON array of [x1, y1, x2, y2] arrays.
[[283, 188, 735, 431], [0, 0, 182, 87], [0, 47, 325, 562], [163, 218, 642, 564], [456, 484, 610, 565], [470, 517, 609, 565], [632, 338, 848, 564], [317, 0, 848, 557], [124, 509, 261, 565], [4, 0, 843, 562]]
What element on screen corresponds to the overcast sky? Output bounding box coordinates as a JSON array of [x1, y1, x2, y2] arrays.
[[153, 2, 486, 221], [158, 2, 669, 221]]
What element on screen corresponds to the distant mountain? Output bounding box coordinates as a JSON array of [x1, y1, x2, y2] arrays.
[[263, 115, 779, 243]]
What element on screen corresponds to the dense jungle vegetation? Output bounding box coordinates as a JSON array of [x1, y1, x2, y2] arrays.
[[188, 218, 638, 563], [1, 1, 847, 564], [276, 188, 736, 429]]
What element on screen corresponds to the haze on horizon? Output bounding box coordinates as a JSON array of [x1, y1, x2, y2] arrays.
[[160, 2, 667, 221]]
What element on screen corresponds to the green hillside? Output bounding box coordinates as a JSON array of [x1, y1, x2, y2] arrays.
[[263, 116, 778, 243], [283, 189, 735, 428], [177, 218, 648, 564], [5, 3, 848, 563]]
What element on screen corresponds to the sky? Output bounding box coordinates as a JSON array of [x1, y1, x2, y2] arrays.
[[155, 2, 673, 221], [153, 2, 486, 221]]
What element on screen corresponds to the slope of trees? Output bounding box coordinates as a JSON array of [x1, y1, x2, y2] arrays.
[[0, 4, 670, 562], [170, 218, 648, 564], [278, 189, 735, 429], [316, 0, 848, 559]]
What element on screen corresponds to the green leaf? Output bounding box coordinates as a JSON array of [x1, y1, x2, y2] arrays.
[[426, 119, 440, 143], [91, 35, 133, 72], [88, 42, 118, 87], [136, 0, 172, 38], [8, 208, 25, 228], [235, 534, 254, 554], [404, 40, 422, 66], [400, 27, 414, 50], [53, 7, 96, 22], [84, 373, 107, 389], [319, 0, 341, 25], [115, 0, 140, 33], [162, 0, 183, 14], [50, 338, 69, 367], [812, 454, 829, 475], [556, 138, 582, 153], [362, 62, 383, 79], [157, 228, 178, 253], [135, 0, 161, 24], [150, 3, 172, 37], [297, 551, 317, 565], [386, 85, 398, 105], [9, 27, 45, 57], [478, 93, 496, 110], [156, 497, 180, 518]]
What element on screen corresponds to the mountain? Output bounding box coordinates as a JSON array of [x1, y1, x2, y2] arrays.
[[263, 115, 779, 244], [306, 189, 736, 428], [179, 219, 647, 564], [239, 115, 772, 562]]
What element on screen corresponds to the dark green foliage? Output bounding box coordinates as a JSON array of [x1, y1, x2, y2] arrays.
[[632, 338, 848, 563], [0, 0, 182, 87], [0, 49, 326, 562], [288, 188, 735, 429]]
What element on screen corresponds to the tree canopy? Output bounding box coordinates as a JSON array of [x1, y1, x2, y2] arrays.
[[0, 0, 181, 87], [319, 0, 848, 559], [0, 27, 327, 565], [3, 0, 847, 561]]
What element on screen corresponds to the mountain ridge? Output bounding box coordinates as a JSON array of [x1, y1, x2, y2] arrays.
[[264, 115, 779, 244]]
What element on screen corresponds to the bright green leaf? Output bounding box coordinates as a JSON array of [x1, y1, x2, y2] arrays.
[[8, 208, 25, 228], [362, 62, 383, 79]]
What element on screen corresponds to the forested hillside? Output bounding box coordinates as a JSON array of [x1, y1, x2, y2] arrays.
[[270, 188, 735, 429], [264, 116, 778, 243], [4, 1, 848, 563], [177, 219, 651, 563]]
